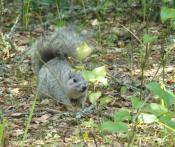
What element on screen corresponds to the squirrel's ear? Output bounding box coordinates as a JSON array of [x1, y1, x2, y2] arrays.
[[68, 71, 72, 79], [68, 71, 74, 79], [68, 71, 76, 79]]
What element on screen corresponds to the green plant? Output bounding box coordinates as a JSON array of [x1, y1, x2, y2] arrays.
[[22, 0, 32, 29], [131, 82, 175, 140], [0, 111, 8, 146], [161, 7, 175, 29], [20, 91, 38, 147], [139, 33, 157, 99], [101, 109, 131, 133], [100, 82, 175, 146], [82, 66, 112, 106]]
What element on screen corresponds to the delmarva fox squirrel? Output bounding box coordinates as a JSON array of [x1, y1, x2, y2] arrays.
[[31, 27, 91, 109]]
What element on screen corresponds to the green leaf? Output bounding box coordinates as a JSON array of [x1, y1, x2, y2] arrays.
[[82, 71, 96, 81], [96, 76, 108, 86], [170, 20, 175, 29], [143, 34, 157, 44], [120, 86, 127, 95], [82, 67, 108, 86], [92, 66, 107, 77], [146, 103, 168, 116], [89, 92, 101, 105], [159, 116, 175, 130], [82, 118, 96, 128], [56, 19, 65, 27], [161, 7, 175, 23], [138, 113, 157, 124], [146, 82, 175, 106], [114, 110, 131, 122], [76, 42, 92, 60], [101, 121, 128, 133], [131, 96, 145, 109], [99, 96, 112, 105], [41, 0, 56, 5]]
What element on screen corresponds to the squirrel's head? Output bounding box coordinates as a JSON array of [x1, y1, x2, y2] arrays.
[[65, 71, 87, 99]]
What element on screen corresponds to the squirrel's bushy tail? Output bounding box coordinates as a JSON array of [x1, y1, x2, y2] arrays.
[[31, 27, 88, 75]]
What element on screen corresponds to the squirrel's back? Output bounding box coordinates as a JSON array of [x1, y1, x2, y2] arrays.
[[31, 27, 87, 75]]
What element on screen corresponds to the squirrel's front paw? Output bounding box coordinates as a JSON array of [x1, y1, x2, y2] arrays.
[[69, 99, 82, 111]]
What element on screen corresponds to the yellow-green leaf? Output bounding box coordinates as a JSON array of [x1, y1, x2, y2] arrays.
[[92, 66, 107, 77], [76, 42, 92, 60], [89, 92, 102, 105]]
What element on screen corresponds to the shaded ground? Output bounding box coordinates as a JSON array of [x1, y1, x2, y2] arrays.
[[1, 1, 175, 146]]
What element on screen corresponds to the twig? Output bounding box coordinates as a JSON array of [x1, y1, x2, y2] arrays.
[[90, 132, 98, 147], [151, 44, 174, 81], [151, 61, 162, 81], [118, 23, 143, 45], [76, 105, 95, 119], [6, 14, 21, 39], [4, 13, 21, 51], [45, 105, 95, 118], [45, 108, 70, 117], [45, 108, 63, 114]]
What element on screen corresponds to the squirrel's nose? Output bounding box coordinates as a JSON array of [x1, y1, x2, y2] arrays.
[[81, 86, 87, 92]]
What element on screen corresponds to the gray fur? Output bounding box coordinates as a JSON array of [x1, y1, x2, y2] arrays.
[[38, 58, 87, 108], [31, 27, 85, 75], [31, 27, 89, 108]]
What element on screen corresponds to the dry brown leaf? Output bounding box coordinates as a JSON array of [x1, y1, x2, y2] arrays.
[[11, 129, 24, 137], [33, 114, 51, 123]]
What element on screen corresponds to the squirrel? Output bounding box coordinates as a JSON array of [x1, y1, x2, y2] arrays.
[[31, 27, 91, 109]]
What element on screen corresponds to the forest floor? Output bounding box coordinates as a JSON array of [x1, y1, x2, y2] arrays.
[[1, 1, 175, 147]]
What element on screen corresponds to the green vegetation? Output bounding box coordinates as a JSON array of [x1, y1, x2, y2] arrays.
[[1, 0, 175, 146]]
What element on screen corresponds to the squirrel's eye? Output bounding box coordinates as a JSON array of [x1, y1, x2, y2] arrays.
[[73, 79, 77, 83]]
